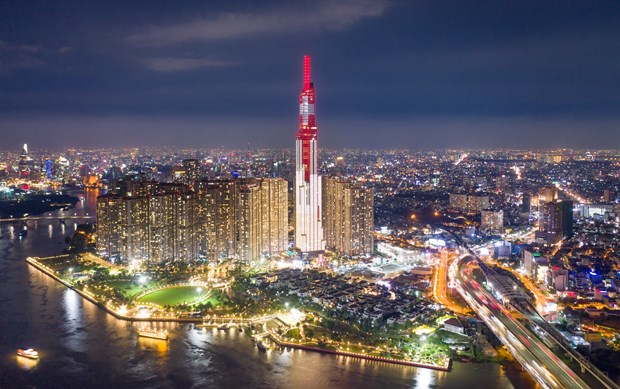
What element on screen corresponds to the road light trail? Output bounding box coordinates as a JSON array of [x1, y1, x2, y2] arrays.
[[453, 256, 590, 389]]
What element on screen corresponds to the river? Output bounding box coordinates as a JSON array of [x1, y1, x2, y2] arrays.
[[0, 189, 538, 388]]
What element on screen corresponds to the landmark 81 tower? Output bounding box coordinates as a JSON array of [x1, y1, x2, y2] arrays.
[[295, 55, 325, 253]]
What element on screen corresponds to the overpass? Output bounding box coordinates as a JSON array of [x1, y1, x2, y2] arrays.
[[450, 244, 619, 389]]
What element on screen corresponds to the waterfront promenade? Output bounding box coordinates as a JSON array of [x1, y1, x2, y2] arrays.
[[26, 255, 451, 372]]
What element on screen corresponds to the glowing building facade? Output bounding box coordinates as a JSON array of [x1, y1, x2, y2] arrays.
[[197, 179, 238, 261], [196, 178, 288, 262], [295, 55, 325, 253], [323, 177, 374, 257], [96, 185, 199, 264]]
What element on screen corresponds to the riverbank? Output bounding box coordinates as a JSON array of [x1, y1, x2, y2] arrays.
[[266, 330, 451, 372], [26, 255, 451, 372], [0, 193, 79, 218]]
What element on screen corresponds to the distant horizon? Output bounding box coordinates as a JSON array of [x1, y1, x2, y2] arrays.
[[2, 141, 619, 154], [2, 113, 619, 151]]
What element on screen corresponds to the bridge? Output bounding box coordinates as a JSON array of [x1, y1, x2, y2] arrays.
[[0, 215, 95, 222], [449, 238, 619, 389]]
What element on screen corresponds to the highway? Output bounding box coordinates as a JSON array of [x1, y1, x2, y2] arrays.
[[431, 249, 470, 315], [444, 224, 620, 389], [452, 256, 589, 389]]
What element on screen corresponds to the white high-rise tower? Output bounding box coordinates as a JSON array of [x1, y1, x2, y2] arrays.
[[295, 55, 325, 253]]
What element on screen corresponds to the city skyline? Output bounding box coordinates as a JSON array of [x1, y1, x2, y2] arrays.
[[1, 1, 620, 150], [2, 2, 620, 388]]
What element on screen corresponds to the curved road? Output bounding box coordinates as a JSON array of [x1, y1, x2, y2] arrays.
[[453, 256, 590, 389]]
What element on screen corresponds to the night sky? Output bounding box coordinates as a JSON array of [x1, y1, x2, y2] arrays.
[[1, 0, 619, 150]]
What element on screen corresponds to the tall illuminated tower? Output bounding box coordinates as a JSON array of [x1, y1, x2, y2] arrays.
[[295, 55, 325, 253]]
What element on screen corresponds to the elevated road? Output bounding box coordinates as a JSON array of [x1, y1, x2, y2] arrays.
[[451, 249, 619, 389], [453, 256, 589, 389]]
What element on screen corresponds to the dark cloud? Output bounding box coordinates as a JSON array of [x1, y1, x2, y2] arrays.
[[0, 41, 44, 72], [127, 0, 390, 46], [0, 0, 619, 150], [144, 57, 235, 72]]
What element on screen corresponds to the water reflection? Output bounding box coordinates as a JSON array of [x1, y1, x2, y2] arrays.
[[137, 337, 169, 357], [63, 289, 81, 323], [16, 355, 39, 370], [414, 366, 433, 388], [62, 289, 87, 353]]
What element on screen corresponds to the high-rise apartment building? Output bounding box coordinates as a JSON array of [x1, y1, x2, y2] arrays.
[[96, 195, 127, 263], [295, 55, 325, 254], [148, 193, 176, 262], [196, 179, 238, 261], [323, 177, 374, 257], [174, 192, 199, 262], [237, 181, 262, 262], [449, 193, 490, 212], [97, 185, 199, 264], [182, 158, 202, 184], [124, 196, 150, 263], [259, 178, 289, 256], [195, 178, 289, 262]]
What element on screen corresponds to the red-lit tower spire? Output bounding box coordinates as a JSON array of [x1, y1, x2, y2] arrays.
[[303, 55, 311, 89], [297, 55, 317, 182], [295, 55, 324, 253]]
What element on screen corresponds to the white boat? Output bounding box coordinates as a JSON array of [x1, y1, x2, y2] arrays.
[[137, 329, 169, 340], [17, 348, 39, 359]]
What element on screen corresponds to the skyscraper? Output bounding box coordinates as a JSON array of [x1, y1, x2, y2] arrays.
[[197, 179, 238, 261], [295, 55, 325, 253], [259, 178, 289, 256], [537, 200, 573, 243], [323, 177, 374, 257], [18, 143, 34, 178], [196, 178, 288, 262], [237, 181, 262, 262], [96, 184, 199, 264]]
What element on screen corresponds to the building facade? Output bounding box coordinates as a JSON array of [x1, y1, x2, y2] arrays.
[[449, 193, 490, 212], [96, 188, 200, 264], [295, 55, 325, 253], [196, 178, 289, 262], [537, 200, 573, 243], [323, 177, 374, 257], [97, 178, 288, 264], [196, 179, 238, 261]]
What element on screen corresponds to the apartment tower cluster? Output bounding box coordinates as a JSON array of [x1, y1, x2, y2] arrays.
[[96, 178, 288, 264]]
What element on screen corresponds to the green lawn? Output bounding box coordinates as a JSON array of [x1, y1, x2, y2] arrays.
[[137, 286, 213, 306]]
